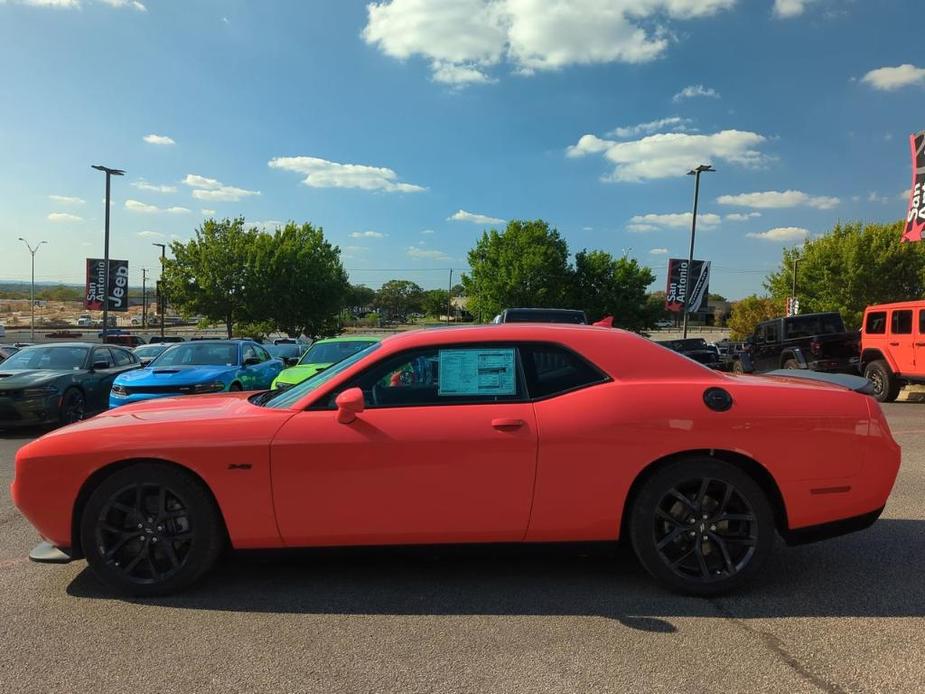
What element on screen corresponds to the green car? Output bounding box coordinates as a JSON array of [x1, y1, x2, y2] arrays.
[[271, 335, 381, 389]]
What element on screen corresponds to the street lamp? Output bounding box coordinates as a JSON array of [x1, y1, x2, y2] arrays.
[[682, 164, 716, 339], [152, 243, 166, 339], [17, 238, 47, 342], [91, 164, 125, 337]]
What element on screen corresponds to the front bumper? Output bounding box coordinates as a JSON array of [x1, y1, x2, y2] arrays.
[[109, 390, 179, 408], [0, 393, 61, 427]]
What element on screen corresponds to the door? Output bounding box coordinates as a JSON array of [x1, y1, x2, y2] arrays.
[[752, 322, 778, 371], [917, 310, 925, 372], [889, 309, 915, 374], [239, 343, 265, 390], [270, 345, 539, 546], [85, 347, 123, 411]]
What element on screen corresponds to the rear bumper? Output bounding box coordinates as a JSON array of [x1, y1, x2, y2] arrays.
[[29, 541, 74, 564], [807, 356, 860, 373], [782, 506, 884, 545]]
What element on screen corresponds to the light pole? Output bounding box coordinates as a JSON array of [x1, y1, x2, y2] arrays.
[[17, 238, 47, 342], [141, 268, 148, 329], [152, 243, 166, 339], [91, 164, 125, 337], [682, 164, 716, 339]]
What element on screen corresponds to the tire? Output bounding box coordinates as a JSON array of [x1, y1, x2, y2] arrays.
[[80, 462, 225, 596], [782, 359, 800, 370], [628, 458, 775, 596], [864, 360, 899, 403], [228, 382, 242, 392], [60, 388, 86, 425]]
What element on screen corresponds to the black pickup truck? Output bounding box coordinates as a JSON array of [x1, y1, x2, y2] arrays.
[[732, 312, 860, 375], [656, 338, 724, 370]]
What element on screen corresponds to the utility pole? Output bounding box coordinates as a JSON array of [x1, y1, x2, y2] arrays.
[[682, 164, 716, 339], [152, 243, 166, 339], [446, 268, 453, 325], [141, 268, 148, 329], [91, 165, 125, 338], [17, 238, 47, 342]]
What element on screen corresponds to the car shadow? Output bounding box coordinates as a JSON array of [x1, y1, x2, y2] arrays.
[[66, 518, 925, 627]]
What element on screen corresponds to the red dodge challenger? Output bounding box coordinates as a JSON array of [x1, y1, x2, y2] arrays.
[[11, 324, 901, 596]]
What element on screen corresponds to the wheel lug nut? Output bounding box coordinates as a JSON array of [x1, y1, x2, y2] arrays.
[[710, 525, 716, 531], [702, 535, 709, 541], [702, 514, 708, 519], [688, 518, 695, 524], [137, 523, 143, 529], [689, 531, 696, 537], [152, 537, 158, 543]]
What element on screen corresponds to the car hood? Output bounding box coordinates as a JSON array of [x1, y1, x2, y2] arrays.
[[0, 369, 76, 389], [116, 364, 235, 386], [275, 363, 330, 384]]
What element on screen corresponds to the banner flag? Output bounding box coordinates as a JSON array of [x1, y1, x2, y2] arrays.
[[85, 258, 130, 312], [902, 131, 925, 243], [666, 258, 711, 314]]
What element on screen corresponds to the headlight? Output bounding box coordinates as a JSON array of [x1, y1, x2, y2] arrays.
[[111, 384, 128, 396], [187, 382, 226, 394], [22, 386, 59, 399]]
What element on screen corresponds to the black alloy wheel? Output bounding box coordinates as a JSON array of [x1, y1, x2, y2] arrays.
[[81, 463, 224, 596], [629, 459, 774, 595], [864, 360, 899, 403], [60, 389, 86, 425]]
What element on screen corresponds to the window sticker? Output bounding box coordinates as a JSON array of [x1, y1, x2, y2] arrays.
[[438, 348, 516, 396]]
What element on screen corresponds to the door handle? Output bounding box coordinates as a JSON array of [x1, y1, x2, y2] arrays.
[[889, 342, 900, 346], [916, 343, 925, 347], [491, 418, 525, 430]]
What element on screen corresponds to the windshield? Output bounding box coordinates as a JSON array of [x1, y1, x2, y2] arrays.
[[134, 345, 167, 358], [0, 345, 88, 371], [263, 343, 380, 409], [267, 344, 302, 359], [299, 340, 376, 365], [150, 343, 238, 367]]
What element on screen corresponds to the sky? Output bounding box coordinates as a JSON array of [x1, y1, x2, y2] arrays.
[[0, 0, 922, 300]]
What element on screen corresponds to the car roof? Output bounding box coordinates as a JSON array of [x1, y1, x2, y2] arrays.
[[864, 300, 925, 311], [16, 342, 98, 349], [314, 335, 383, 344]]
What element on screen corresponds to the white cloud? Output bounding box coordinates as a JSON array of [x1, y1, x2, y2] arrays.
[[1, 0, 145, 7], [132, 179, 177, 193], [420, 229, 435, 234], [350, 230, 387, 238], [136, 230, 163, 238], [672, 84, 720, 102], [363, 0, 736, 87], [900, 189, 912, 201], [143, 133, 175, 145], [649, 248, 669, 255], [248, 220, 285, 231], [408, 246, 451, 261], [48, 194, 84, 205], [47, 212, 82, 222], [717, 189, 839, 210], [125, 200, 190, 214], [627, 223, 659, 233], [609, 116, 693, 138], [448, 208, 504, 224], [772, 0, 817, 18], [629, 212, 721, 229], [99, 0, 146, 9], [183, 174, 261, 202], [868, 191, 893, 205], [201, 208, 216, 215], [569, 129, 769, 182], [747, 226, 810, 241], [861, 65, 925, 91], [725, 212, 762, 221], [268, 156, 425, 193]]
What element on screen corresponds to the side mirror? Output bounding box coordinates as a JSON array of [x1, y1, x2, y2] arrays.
[[335, 387, 365, 424], [243, 357, 261, 367], [92, 361, 110, 370]]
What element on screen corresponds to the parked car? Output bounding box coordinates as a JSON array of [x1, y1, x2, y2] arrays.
[[12, 324, 900, 596], [656, 338, 723, 370], [147, 336, 186, 344], [271, 336, 382, 389], [109, 339, 284, 408], [860, 300, 925, 402], [265, 342, 306, 367], [0, 344, 20, 364], [132, 343, 169, 367], [731, 313, 859, 375], [0, 343, 140, 428], [104, 334, 146, 348], [0, 323, 5, 339], [491, 308, 589, 324]]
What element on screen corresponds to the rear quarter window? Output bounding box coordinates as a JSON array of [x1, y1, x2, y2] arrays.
[[520, 344, 608, 399], [865, 311, 887, 335]]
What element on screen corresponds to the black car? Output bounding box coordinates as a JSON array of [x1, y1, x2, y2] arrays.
[[655, 338, 724, 370], [0, 343, 141, 428], [492, 308, 589, 324], [732, 313, 860, 374], [148, 336, 186, 344], [265, 342, 307, 366]]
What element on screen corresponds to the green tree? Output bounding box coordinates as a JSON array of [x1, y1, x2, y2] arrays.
[[573, 250, 656, 330], [345, 284, 377, 313], [161, 218, 260, 338], [727, 295, 786, 340], [251, 222, 348, 339], [421, 288, 450, 318], [375, 280, 424, 321], [764, 220, 925, 329], [462, 219, 573, 321]]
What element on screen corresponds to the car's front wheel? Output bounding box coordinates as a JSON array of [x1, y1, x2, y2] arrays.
[[60, 388, 85, 425], [80, 463, 225, 596], [628, 459, 775, 595]]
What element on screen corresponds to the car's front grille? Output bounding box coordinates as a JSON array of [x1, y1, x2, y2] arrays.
[[120, 385, 186, 395]]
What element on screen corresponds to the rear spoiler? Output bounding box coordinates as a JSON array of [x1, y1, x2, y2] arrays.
[[764, 369, 873, 395]]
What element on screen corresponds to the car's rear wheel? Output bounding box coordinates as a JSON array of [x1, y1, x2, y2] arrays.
[[629, 459, 775, 595], [865, 360, 899, 403], [60, 388, 85, 425], [228, 382, 242, 391], [80, 463, 224, 596]]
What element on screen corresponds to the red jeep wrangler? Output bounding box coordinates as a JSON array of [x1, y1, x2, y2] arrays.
[[861, 300, 925, 402]]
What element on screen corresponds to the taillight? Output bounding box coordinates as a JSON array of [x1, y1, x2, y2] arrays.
[[810, 339, 822, 356]]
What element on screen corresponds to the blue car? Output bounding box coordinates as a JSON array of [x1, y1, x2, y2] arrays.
[[109, 339, 283, 408]]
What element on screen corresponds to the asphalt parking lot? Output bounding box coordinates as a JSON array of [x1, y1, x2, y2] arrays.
[[1, 405, 923, 694]]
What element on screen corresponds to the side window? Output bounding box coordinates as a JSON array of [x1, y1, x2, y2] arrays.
[[891, 310, 913, 334], [919, 310, 925, 334], [754, 325, 766, 343], [254, 346, 271, 362], [112, 348, 134, 367], [92, 348, 114, 368], [520, 344, 607, 399], [866, 311, 887, 335], [333, 346, 525, 408], [764, 321, 780, 343], [242, 344, 259, 363]]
